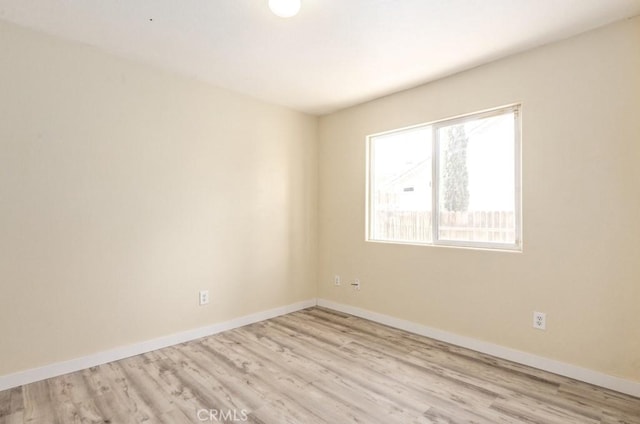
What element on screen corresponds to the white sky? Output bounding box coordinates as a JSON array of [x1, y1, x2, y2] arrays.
[[371, 112, 516, 212]]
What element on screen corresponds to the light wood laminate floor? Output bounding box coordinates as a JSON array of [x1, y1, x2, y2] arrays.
[[1, 307, 639, 423]]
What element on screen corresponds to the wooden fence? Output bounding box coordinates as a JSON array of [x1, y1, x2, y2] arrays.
[[373, 210, 515, 243]]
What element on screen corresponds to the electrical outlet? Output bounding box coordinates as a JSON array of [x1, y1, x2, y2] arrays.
[[334, 275, 341, 286], [533, 311, 546, 330], [199, 290, 210, 306]]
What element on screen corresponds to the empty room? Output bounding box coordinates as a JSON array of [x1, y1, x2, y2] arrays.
[[1, 0, 639, 423]]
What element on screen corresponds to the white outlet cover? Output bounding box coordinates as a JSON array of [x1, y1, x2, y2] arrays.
[[199, 290, 210, 306], [533, 311, 546, 330]]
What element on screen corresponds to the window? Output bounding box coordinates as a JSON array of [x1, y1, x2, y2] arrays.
[[367, 105, 521, 250]]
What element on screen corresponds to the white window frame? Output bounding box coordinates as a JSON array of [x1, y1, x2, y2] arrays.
[[366, 104, 522, 251]]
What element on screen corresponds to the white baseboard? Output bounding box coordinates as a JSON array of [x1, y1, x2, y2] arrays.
[[317, 298, 640, 398], [0, 299, 317, 392], [4, 298, 638, 399]]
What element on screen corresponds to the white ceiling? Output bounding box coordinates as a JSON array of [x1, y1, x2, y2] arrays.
[[1, 0, 639, 115]]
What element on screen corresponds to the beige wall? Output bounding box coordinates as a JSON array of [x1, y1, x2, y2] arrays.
[[0, 21, 317, 375], [318, 16, 640, 382]]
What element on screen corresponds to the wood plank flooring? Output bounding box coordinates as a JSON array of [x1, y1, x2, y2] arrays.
[[1, 307, 638, 423]]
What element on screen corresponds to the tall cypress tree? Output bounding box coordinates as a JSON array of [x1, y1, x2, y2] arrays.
[[443, 124, 469, 211]]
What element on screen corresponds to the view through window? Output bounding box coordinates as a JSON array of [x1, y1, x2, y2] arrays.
[[368, 105, 521, 250]]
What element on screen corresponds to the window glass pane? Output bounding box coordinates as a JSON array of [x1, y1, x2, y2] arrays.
[[370, 127, 432, 243], [437, 112, 516, 244]]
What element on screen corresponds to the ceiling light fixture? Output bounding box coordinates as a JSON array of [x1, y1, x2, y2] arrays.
[[268, 0, 301, 18]]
